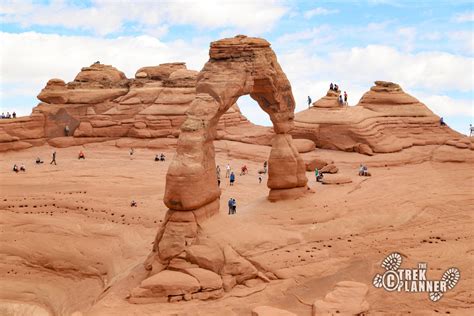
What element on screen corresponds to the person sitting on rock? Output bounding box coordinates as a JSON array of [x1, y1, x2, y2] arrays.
[[20, 163, 26, 172], [154, 154, 160, 161], [229, 171, 235, 186], [13, 164, 19, 173], [6, 112, 11, 119], [160, 153, 165, 161], [35, 157, 43, 164], [130, 200, 137, 207], [1, 112, 4, 119], [12, 112, 16, 118], [315, 168, 324, 182], [78, 150, 85, 159], [240, 165, 248, 175], [330, 83, 334, 90], [334, 84, 339, 91], [440, 117, 446, 126]]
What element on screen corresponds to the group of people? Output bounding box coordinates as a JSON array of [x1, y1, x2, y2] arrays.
[[308, 83, 349, 108], [1, 112, 16, 119], [359, 164, 370, 177], [154, 153, 166, 161], [329, 83, 348, 106], [227, 198, 237, 214], [12, 163, 26, 173]]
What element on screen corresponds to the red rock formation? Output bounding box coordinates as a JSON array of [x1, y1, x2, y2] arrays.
[[135, 35, 308, 302], [292, 81, 469, 155], [1, 62, 272, 152]]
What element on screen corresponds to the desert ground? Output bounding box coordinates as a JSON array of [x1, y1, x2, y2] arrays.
[[0, 140, 472, 315]]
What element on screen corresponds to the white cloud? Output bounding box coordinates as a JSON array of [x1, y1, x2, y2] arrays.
[[417, 94, 473, 117], [0, 0, 289, 36], [304, 7, 339, 19], [454, 11, 474, 23]]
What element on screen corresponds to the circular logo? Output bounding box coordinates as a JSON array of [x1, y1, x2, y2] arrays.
[[382, 270, 400, 291]]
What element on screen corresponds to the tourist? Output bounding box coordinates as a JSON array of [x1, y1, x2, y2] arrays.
[[20, 163, 26, 172], [307, 96, 312, 108], [240, 165, 248, 175], [470, 124, 473, 137], [35, 157, 44, 164], [65, 125, 70, 136], [315, 168, 319, 182], [216, 165, 221, 178], [6, 112, 11, 119], [263, 160, 268, 174], [359, 164, 365, 176], [160, 153, 165, 161], [12, 112, 16, 118], [334, 84, 339, 91], [231, 198, 237, 214], [229, 171, 235, 186], [217, 174, 221, 187], [130, 200, 137, 207], [155, 154, 160, 161], [344, 91, 348, 105], [129, 148, 134, 159], [440, 117, 446, 126], [228, 198, 233, 215], [50, 151, 57, 165], [330, 83, 334, 91], [1, 112, 4, 119], [78, 150, 85, 160], [13, 164, 19, 173], [363, 165, 369, 176], [338, 95, 343, 105], [259, 175, 262, 183], [226, 164, 231, 178]]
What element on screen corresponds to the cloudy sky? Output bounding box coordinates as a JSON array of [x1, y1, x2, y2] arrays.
[[0, 0, 472, 134]]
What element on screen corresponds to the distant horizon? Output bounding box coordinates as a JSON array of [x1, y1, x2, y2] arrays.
[[1, 0, 472, 135]]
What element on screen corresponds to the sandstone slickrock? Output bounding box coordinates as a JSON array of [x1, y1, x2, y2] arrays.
[[311, 88, 341, 108], [293, 138, 316, 153], [321, 176, 352, 185], [252, 306, 297, 316], [312, 281, 369, 315], [305, 158, 332, 171], [292, 81, 466, 155]]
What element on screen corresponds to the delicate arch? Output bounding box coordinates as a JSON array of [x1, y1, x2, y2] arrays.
[[164, 35, 308, 214]]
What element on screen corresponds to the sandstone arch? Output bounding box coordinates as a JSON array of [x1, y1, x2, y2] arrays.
[[164, 35, 308, 213], [135, 36, 308, 301]]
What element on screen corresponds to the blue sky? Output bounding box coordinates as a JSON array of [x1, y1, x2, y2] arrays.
[[1, 0, 473, 134]]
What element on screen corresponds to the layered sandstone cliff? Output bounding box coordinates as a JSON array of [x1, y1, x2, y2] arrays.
[[293, 81, 471, 155], [0, 62, 272, 152]]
